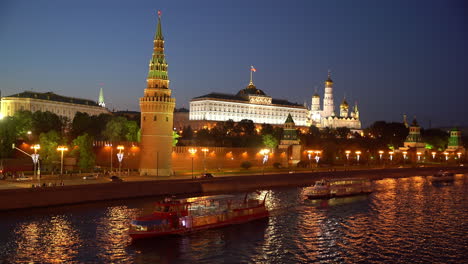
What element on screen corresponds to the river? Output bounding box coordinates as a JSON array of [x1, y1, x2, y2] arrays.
[[0, 175, 466, 263]]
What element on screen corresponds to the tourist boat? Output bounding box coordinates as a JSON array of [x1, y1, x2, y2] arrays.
[[129, 193, 269, 239], [304, 178, 372, 199], [431, 170, 455, 183]]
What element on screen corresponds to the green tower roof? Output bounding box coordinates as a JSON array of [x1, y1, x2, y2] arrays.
[[155, 13, 164, 40], [285, 113, 295, 124]]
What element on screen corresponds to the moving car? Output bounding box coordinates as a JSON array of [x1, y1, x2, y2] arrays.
[[83, 175, 98, 180], [201, 173, 214, 179], [110, 175, 123, 182]]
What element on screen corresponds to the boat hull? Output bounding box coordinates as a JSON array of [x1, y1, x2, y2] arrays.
[[306, 191, 372, 200], [129, 211, 269, 240]]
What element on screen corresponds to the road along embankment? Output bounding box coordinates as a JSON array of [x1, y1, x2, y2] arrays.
[[0, 166, 465, 211]]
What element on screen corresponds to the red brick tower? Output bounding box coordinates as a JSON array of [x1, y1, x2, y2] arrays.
[[139, 11, 175, 176]]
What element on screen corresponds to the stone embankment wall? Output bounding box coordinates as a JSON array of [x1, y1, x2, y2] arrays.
[[0, 167, 466, 211]]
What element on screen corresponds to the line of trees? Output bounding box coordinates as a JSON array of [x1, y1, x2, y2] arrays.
[[0, 110, 139, 171]]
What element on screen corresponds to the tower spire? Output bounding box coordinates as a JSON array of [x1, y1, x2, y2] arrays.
[[155, 10, 164, 40], [98, 87, 105, 107]]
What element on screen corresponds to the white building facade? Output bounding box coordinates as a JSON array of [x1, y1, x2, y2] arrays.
[[190, 81, 309, 126], [0, 91, 109, 121]]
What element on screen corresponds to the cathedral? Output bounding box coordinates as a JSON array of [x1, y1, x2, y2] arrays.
[[309, 72, 362, 130]]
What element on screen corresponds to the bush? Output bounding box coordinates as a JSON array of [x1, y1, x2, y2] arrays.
[[240, 161, 252, 170], [273, 162, 282, 169]]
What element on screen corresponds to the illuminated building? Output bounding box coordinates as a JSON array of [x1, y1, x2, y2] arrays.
[[310, 71, 361, 129], [0, 90, 108, 121], [189, 70, 309, 126], [139, 11, 176, 176]]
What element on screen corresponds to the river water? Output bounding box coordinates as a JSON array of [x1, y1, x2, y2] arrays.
[[0, 175, 467, 263]]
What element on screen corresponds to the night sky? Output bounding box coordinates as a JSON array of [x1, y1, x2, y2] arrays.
[[1, 0, 467, 128]]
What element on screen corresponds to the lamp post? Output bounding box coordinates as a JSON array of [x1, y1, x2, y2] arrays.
[[416, 152, 422, 162], [105, 143, 113, 173], [314, 150, 321, 166], [402, 151, 407, 164], [201, 148, 209, 173], [444, 152, 449, 161], [307, 150, 314, 168], [117, 145, 124, 176], [431, 151, 437, 160], [389, 151, 394, 161], [260, 149, 270, 175], [57, 146, 68, 176], [345, 150, 351, 166], [188, 148, 197, 179], [355, 151, 361, 164], [31, 144, 40, 179], [378, 150, 384, 161]]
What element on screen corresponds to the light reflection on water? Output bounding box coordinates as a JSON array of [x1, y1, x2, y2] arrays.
[[0, 175, 467, 263]]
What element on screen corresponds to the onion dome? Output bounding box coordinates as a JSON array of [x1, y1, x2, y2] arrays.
[[313, 93, 320, 98], [340, 99, 349, 108]]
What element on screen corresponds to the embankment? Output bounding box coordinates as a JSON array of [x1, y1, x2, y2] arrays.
[[0, 166, 466, 211]]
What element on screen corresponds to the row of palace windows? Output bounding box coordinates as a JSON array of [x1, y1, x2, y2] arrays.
[[5, 103, 103, 118]]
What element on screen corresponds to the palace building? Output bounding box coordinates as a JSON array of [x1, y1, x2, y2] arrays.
[[189, 72, 309, 126], [0, 90, 109, 120]]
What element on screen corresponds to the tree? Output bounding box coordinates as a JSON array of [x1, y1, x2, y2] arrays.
[[262, 134, 279, 149], [0, 117, 17, 158], [125, 120, 139, 142], [71, 133, 96, 170], [38, 130, 61, 171], [182, 125, 194, 140], [172, 131, 180, 146], [32, 111, 64, 135], [260, 124, 274, 136], [13, 110, 33, 138], [336, 127, 351, 139], [422, 128, 448, 151]]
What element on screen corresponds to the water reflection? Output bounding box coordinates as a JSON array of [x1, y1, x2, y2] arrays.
[[0, 175, 466, 263], [12, 215, 79, 263]]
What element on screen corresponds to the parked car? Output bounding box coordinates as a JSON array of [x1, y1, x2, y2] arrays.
[[109, 175, 123, 182], [200, 173, 214, 179], [16, 176, 33, 181], [83, 175, 98, 180]]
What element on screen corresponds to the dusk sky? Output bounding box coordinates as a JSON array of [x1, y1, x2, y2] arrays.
[[1, 0, 467, 128]]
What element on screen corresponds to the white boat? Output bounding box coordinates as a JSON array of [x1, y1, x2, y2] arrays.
[[304, 178, 372, 199]]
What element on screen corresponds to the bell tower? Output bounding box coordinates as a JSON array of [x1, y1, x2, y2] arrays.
[[139, 11, 176, 176], [322, 70, 335, 117]]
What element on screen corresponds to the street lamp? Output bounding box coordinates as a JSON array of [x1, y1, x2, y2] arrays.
[[416, 152, 422, 162], [457, 152, 462, 159], [260, 148, 270, 175], [117, 145, 124, 176], [444, 152, 449, 161], [345, 150, 351, 160], [402, 151, 407, 164], [31, 144, 40, 179], [355, 151, 361, 164], [201, 148, 209, 173], [57, 146, 68, 176], [307, 150, 314, 168], [378, 150, 384, 161], [105, 143, 113, 173], [431, 151, 437, 159], [314, 150, 322, 165], [188, 148, 197, 179], [389, 151, 394, 161]]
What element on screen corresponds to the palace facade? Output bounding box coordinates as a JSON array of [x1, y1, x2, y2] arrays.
[[0, 90, 109, 120], [189, 79, 309, 126]]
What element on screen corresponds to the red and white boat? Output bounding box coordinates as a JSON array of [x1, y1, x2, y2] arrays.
[[129, 193, 269, 240]]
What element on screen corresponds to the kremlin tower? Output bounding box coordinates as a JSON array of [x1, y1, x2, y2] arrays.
[[139, 11, 176, 176], [322, 71, 335, 117]]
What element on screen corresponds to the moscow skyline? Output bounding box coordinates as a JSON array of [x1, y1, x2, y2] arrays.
[[1, 0, 467, 128]]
